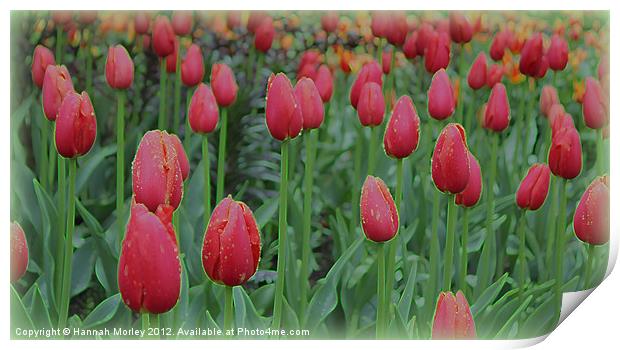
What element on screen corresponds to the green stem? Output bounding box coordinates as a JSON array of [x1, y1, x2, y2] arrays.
[[272, 141, 289, 331], [203, 135, 211, 227], [583, 244, 596, 289], [545, 176, 558, 280], [350, 127, 363, 234], [459, 209, 469, 292], [443, 196, 457, 291], [58, 158, 76, 329], [56, 155, 66, 308], [40, 107, 49, 190], [384, 158, 403, 330], [300, 130, 317, 321], [142, 313, 150, 335], [479, 132, 499, 295], [216, 108, 228, 202], [376, 243, 386, 339], [173, 46, 182, 134], [518, 210, 527, 300], [158, 59, 168, 130], [596, 129, 604, 175], [85, 37, 92, 96], [523, 79, 535, 170], [116, 91, 125, 243], [48, 122, 57, 189], [254, 52, 265, 87], [224, 286, 234, 332], [367, 126, 379, 175], [553, 179, 567, 323], [457, 44, 466, 125], [184, 87, 194, 151]]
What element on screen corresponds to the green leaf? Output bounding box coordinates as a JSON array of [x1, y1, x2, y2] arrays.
[[75, 145, 116, 194], [254, 196, 279, 230], [471, 273, 509, 317], [398, 258, 419, 322], [11, 285, 35, 335], [495, 295, 533, 339], [71, 238, 97, 297], [27, 284, 53, 329], [82, 294, 121, 329]]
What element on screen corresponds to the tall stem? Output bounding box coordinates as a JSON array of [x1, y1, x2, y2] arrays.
[[184, 87, 194, 151], [596, 129, 604, 175], [58, 158, 76, 329], [523, 79, 535, 170], [116, 91, 125, 243], [202, 135, 211, 226], [545, 176, 558, 280], [272, 141, 289, 331], [479, 132, 499, 295], [173, 46, 182, 134], [40, 114, 49, 190], [141, 313, 150, 338], [583, 244, 596, 289], [300, 129, 317, 321], [376, 244, 386, 339], [459, 209, 469, 292], [518, 211, 527, 300], [216, 108, 228, 202], [350, 127, 363, 234], [158, 60, 168, 130], [367, 126, 379, 175], [443, 196, 457, 291], [384, 158, 403, 330], [224, 286, 234, 333], [553, 179, 567, 324], [56, 156, 66, 307]]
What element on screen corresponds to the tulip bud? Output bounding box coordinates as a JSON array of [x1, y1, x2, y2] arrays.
[[55, 91, 97, 158], [52, 11, 72, 26], [360, 176, 399, 243], [210, 63, 238, 107], [42, 65, 75, 121], [165, 38, 179, 73], [181, 44, 204, 87], [416, 24, 434, 56], [314, 65, 333, 103], [547, 34, 569, 71], [455, 152, 482, 207], [265, 73, 302, 141], [516, 163, 551, 210], [371, 12, 389, 39], [132, 130, 184, 212], [321, 11, 339, 33], [486, 64, 504, 89], [582, 77, 608, 129], [424, 31, 451, 73], [202, 196, 261, 286], [548, 103, 567, 129], [119, 202, 181, 314], [254, 17, 275, 53], [382, 50, 393, 75], [540, 85, 560, 118], [384, 95, 420, 159], [247, 11, 268, 34], [10, 222, 28, 283], [467, 52, 487, 90], [484, 83, 510, 132], [574, 175, 609, 245], [171, 11, 193, 36], [105, 45, 134, 90], [427, 69, 455, 120], [357, 82, 385, 127], [226, 11, 241, 31], [432, 123, 470, 194], [489, 31, 507, 61], [386, 12, 408, 46], [432, 291, 476, 339], [294, 77, 324, 130], [403, 32, 419, 59], [548, 124, 582, 180], [449, 12, 473, 44], [297, 50, 321, 81], [519, 33, 547, 78], [152, 16, 175, 57], [31, 45, 56, 88], [189, 83, 219, 134], [551, 110, 575, 138], [134, 12, 151, 35], [350, 61, 383, 109]]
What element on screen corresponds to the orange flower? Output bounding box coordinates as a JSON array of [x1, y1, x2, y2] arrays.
[[573, 79, 585, 104]]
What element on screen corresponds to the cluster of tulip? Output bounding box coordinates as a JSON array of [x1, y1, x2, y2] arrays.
[[10, 9, 609, 340]]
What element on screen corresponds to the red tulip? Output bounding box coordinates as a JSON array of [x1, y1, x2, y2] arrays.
[[152, 16, 176, 57], [416, 23, 434, 56], [386, 12, 408, 46], [167, 133, 189, 181], [294, 77, 324, 130], [548, 124, 582, 180], [265, 73, 302, 141], [210, 63, 238, 107], [403, 32, 419, 59], [432, 123, 470, 194], [31, 45, 56, 88], [432, 291, 476, 339], [455, 152, 482, 207], [516, 163, 551, 211], [360, 176, 399, 243], [574, 175, 610, 245], [547, 34, 569, 71], [449, 12, 473, 44], [226, 11, 241, 31], [42, 65, 75, 121], [165, 38, 179, 73], [582, 77, 608, 129], [181, 44, 204, 87], [551, 110, 575, 137], [371, 12, 389, 39], [467, 52, 487, 90], [489, 30, 508, 61], [548, 104, 568, 129], [382, 50, 392, 75], [483, 83, 510, 132], [171, 11, 193, 36], [10, 222, 28, 283], [356, 82, 385, 127], [105, 45, 134, 90], [247, 12, 268, 34], [134, 12, 151, 35], [314, 65, 333, 103], [202, 196, 261, 286], [132, 130, 184, 212], [486, 64, 504, 89], [383, 95, 420, 159], [254, 17, 275, 53], [52, 11, 72, 25], [188, 83, 219, 134], [519, 33, 548, 78], [321, 11, 339, 33], [424, 31, 451, 73], [427, 69, 455, 120], [119, 202, 181, 314], [350, 61, 383, 109], [297, 50, 321, 80], [55, 91, 97, 158], [540, 85, 560, 118]]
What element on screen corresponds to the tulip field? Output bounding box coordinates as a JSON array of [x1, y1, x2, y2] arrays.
[[10, 10, 610, 340]]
